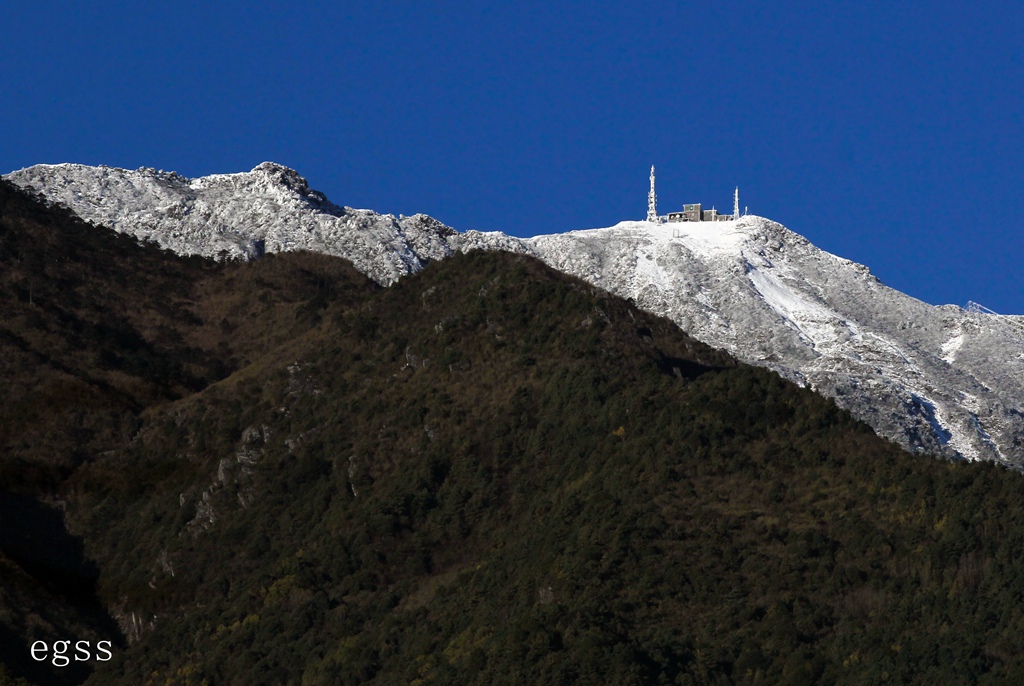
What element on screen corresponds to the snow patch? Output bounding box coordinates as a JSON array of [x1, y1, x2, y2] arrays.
[[941, 322, 965, 365], [747, 266, 837, 348]]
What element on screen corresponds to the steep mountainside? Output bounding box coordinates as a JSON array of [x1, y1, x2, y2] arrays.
[[0, 179, 376, 686], [0, 177, 376, 488], [526, 220, 1024, 465], [48, 253, 1024, 686], [6, 163, 1023, 466], [6, 185, 1024, 685]]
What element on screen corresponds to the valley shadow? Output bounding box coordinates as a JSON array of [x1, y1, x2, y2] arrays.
[[0, 492, 123, 686]]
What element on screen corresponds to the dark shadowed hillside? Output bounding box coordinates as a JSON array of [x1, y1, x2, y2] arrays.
[[0, 180, 375, 685], [0, 178, 377, 490], [5, 184, 1024, 685]]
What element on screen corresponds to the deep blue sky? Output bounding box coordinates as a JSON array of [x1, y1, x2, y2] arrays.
[[3, 1, 1022, 313]]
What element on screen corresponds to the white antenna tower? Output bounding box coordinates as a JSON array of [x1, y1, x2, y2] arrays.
[[734, 187, 740, 220], [647, 165, 658, 223]]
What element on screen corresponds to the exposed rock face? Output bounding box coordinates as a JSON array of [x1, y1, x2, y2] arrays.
[[8, 163, 1023, 465]]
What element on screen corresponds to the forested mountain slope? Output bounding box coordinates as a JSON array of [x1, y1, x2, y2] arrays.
[[9, 163, 1023, 466], [0, 180, 376, 685], [5, 182, 1024, 685]]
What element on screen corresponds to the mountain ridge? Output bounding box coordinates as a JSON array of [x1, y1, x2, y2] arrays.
[[7, 162, 1023, 466]]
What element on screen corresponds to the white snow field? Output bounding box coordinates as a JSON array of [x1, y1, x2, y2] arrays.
[[7, 163, 1024, 466]]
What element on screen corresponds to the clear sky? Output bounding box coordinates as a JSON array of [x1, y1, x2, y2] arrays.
[[3, 1, 1022, 313]]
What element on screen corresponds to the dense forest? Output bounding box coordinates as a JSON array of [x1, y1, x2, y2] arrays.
[[4, 180, 1024, 685]]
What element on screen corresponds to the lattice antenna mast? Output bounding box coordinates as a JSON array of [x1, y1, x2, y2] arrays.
[[647, 165, 658, 223], [966, 301, 1024, 337], [734, 187, 740, 220]]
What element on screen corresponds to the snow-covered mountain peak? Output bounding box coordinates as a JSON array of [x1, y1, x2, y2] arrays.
[[522, 215, 1024, 464], [6, 162, 1023, 467], [3, 162, 466, 283], [251, 160, 307, 182], [190, 162, 335, 208]]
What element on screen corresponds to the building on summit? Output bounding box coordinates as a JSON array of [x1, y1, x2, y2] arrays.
[[647, 166, 742, 223]]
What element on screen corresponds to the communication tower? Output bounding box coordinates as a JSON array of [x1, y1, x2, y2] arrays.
[[647, 166, 658, 223]]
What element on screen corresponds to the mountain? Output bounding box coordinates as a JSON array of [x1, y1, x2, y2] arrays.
[[6, 163, 1023, 466], [0, 177, 378, 685], [3, 162, 458, 285], [0, 176, 377, 489], [525, 220, 1024, 466], [7, 181, 1024, 684]]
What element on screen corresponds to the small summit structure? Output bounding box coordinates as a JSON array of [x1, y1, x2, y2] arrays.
[[646, 167, 744, 223], [647, 166, 658, 223]]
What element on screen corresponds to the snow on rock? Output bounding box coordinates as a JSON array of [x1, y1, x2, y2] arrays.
[[4, 162, 457, 285], [522, 217, 1024, 466], [941, 321, 966, 365], [7, 162, 1024, 467]]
